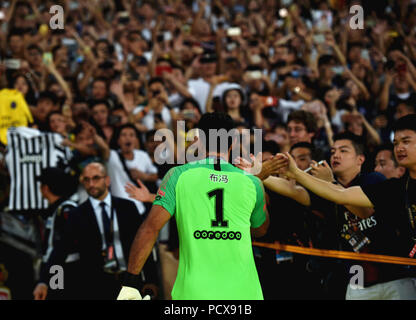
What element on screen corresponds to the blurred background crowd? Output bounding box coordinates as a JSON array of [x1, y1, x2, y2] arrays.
[[0, 0, 416, 300]]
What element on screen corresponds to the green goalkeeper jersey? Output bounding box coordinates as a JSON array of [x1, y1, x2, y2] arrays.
[[153, 157, 267, 300]]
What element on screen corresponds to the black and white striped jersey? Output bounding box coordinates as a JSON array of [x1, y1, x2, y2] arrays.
[[5, 127, 73, 212]]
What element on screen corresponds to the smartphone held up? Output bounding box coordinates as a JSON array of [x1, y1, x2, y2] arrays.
[[260, 96, 278, 107]]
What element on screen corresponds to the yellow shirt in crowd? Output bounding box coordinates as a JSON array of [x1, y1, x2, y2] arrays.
[[0, 89, 33, 145]]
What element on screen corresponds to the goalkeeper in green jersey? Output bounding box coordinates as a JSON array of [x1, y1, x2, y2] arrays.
[[117, 112, 269, 300]]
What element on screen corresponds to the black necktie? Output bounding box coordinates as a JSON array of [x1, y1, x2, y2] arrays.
[[100, 202, 111, 247]]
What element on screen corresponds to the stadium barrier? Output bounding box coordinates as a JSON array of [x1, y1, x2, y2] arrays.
[[252, 241, 416, 266]]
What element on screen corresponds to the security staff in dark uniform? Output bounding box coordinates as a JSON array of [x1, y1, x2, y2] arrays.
[[33, 167, 79, 300]]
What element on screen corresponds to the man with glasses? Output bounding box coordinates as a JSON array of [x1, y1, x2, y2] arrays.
[[39, 162, 159, 299]]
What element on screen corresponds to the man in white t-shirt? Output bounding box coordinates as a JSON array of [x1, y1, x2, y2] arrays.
[[104, 124, 158, 214], [187, 52, 217, 113]]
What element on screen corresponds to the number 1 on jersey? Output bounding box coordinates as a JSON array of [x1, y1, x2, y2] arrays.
[[208, 188, 228, 227]]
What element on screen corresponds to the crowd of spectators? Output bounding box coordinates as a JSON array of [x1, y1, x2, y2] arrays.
[[1, 0, 416, 300]]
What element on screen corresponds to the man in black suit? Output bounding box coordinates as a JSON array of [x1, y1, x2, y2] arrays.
[[38, 162, 159, 300]]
